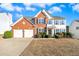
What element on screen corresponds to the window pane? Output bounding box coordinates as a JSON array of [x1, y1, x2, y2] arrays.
[[38, 28, 45, 32], [60, 20, 64, 25], [54, 20, 59, 25], [48, 20, 52, 24], [76, 27, 79, 30], [38, 18, 45, 24]]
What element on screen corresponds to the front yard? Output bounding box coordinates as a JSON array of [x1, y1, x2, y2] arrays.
[[0, 38, 79, 56], [20, 38, 79, 56]]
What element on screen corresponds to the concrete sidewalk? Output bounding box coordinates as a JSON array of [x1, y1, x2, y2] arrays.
[[0, 38, 33, 56]]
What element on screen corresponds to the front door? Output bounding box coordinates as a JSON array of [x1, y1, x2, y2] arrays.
[[48, 29, 52, 35]]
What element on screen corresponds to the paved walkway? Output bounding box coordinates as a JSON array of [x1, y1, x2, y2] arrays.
[[0, 38, 33, 56]]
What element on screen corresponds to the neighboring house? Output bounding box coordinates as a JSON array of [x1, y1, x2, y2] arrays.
[[11, 10, 66, 38], [69, 20, 79, 39], [0, 13, 12, 34]]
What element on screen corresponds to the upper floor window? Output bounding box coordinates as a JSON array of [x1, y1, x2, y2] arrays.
[[48, 20, 53, 24], [76, 27, 79, 30], [60, 20, 65, 25], [38, 18, 45, 24], [54, 20, 59, 25]]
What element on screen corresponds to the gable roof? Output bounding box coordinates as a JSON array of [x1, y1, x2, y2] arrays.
[[11, 16, 34, 26], [34, 9, 64, 20], [35, 9, 52, 19], [51, 16, 65, 20]]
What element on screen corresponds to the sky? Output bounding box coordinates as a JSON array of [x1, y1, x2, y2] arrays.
[[0, 3, 79, 25]]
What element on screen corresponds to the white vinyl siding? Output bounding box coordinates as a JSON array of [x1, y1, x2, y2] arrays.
[[69, 21, 79, 39]]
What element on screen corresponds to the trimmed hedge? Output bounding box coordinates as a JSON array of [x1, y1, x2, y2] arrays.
[[3, 31, 13, 38], [34, 32, 52, 38], [53, 32, 72, 39]]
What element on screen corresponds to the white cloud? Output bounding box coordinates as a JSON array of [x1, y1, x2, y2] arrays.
[[29, 3, 45, 8], [23, 3, 36, 11], [16, 13, 23, 18], [23, 3, 53, 11], [72, 4, 79, 12], [48, 6, 62, 13], [0, 3, 14, 11], [46, 3, 53, 6], [14, 6, 23, 12], [25, 7, 36, 11], [0, 3, 23, 13], [33, 3, 53, 8], [37, 4, 46, 8], [23, 3, 32, 6]]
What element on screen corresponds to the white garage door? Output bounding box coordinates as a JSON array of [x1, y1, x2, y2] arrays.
[[14, 30, 23, 38], [24, 30, 33, 38]]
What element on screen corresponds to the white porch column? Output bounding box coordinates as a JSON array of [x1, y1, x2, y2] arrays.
[[51, 29, 54, 36], [47, 28, 48, 35]]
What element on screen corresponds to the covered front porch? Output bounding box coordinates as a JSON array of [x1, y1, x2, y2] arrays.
[[46, 24, 55, 36]]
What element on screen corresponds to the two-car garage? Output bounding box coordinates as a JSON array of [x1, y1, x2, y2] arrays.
[[13, 30, 33, 38], [11, 17, 35, 38]]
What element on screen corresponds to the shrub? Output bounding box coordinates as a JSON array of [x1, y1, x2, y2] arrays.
[[53, 32, 64, 39], [39, 32, 47, 38], [62, 32, 66, 37], [53, 34, 59, 39], [34, 32, 52, 38], [66, 32, 72, 38], [53, 32, 72, 38], [3, 31, 13, 38]]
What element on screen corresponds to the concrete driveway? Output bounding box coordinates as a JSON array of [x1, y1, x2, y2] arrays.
[[0, 38, 33, 56]]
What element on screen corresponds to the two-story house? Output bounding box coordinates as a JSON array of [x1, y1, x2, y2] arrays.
[[32, 10, 66, 36], [11, 10, 66, 38]]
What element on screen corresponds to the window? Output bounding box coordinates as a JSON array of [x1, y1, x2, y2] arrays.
[[60, 20, 65, 25], [76, 27, 79, 30], [38, 28, 45, 32], [48, 20, 52, 24], [61, 29, 65, 32], [56, 29, 59, 33], [38, 18, 45, 24], [54, 20, 59, 25], [22, 21, 26, 25]]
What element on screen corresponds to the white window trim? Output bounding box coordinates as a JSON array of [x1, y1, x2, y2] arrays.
[[38, 18, 45, 24]]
